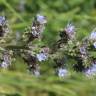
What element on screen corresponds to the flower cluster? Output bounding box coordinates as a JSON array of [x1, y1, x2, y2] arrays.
[[56, 23, 76, 48], [36, 47, 49, 62], [21, 45, 49, 76], [32, 14, 47, 37], [0, 14, 96, 78], [23, 14, 47, 44], [65, 23, 75, 39], [22, 53, 40, 76], [85, 58, 96, 77]]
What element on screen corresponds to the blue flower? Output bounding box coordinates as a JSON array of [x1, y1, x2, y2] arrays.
[[0, 16, 5, 26], [65, 23, 75, 34], [36, 14, 47, 24], [58, 68, 68, 77], [1, 61, 8, 69], [65, 23, 75, 39], [36, 52, 47, 62], [79, 46, 86, 55]]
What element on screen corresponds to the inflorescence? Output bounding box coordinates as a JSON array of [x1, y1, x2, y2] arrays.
[[0, 15, 96, 78]]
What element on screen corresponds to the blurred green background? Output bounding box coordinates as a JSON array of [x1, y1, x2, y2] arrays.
[[0, 0, 96, 96]]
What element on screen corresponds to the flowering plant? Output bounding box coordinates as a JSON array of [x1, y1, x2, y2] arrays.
[[0, 15, 96, 77]]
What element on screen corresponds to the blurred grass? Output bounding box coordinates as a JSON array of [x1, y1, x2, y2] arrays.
[[0, 71, 96, 96]]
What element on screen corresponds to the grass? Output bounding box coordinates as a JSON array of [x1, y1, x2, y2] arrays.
[[0, 70, 96, 96]]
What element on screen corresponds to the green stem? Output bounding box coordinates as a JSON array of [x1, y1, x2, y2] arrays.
[[5, 45, 29, 50]]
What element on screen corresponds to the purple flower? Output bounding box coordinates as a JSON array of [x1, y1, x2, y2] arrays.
[[36, 47, 49, 62], [85, 63, 96, 77], [65, 23, 75, 39], [36, 14, 47, 24], [0, 51, 11, 69], [0, 16, 5, 26], [65, 23, 75, 34], [58, 68, 68, 77], [1, 61, 8, 69], [79, 46, 86, 55], [36, 52, 47, 62], [0, 16, 10, 37]]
